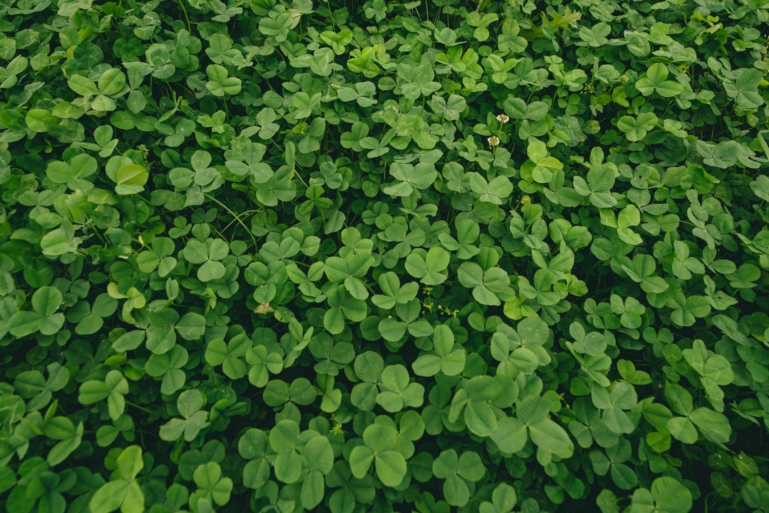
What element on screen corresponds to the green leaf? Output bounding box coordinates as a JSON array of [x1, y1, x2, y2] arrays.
[[206, 65, 242, 96], [635, 63, 683, 97], [0, 4, 765, 511], [690, 408, 731, 444], [374, 450, 407, 487], [115, 164, 148, 195], [90, 481, 131, 513], [631, 477, 693, 513], [529, 417, 574, 458]]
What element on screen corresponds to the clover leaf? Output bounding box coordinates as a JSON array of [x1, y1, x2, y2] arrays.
[[349, 421, 408, 487], [376, 364, 424, 412], [635, 63, 683, 98], [90, 446, 144, 513], [8, 286, 64, 337], [159, 390, 210, 442], [617, 113, 658, 142], [205, 333, 251, 379], [190, 462, 233, 510], [480, 483, 517, 513], [184, 237, 229, 282], [405, 247, 450, 285], [239, 428, 270, 489], [432, 449, 485, 507], [630, 477, 693, 513], [412, 325, 466, 377], [2, 2, 768, 512], [372, 272, 419, 309], [205, 64, 242, 96], [397, 63, 440, 100], [146, 345, 189, 395], [458, 262, 510, 306]]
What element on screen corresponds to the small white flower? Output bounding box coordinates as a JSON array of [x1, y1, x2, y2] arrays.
[[488, 136, 500, 147], [496, 114, 510, 123]]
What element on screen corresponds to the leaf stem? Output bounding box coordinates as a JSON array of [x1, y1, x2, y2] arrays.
[[126, 401, 156, 414], [177, 0, 192, 33], [203, 193, 258, 250]]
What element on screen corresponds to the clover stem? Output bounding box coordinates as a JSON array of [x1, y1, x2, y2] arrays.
[[126, 401, 156, 414], [203, 193, 258, 250], [212, 226, 228, 241], [134, 193, 155, 209], [291, 168, 308, 188], [221, 209, 259, 235], [87, 220, 107, 245], [177, 0, 191, 33], [324, 0, 336, 30]]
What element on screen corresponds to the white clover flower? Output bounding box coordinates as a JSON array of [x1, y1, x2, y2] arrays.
[[488, 136, 500, 147], [496, 114, 509, 123]]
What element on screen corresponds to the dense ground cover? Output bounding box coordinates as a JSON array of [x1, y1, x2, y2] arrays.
[[1, 0, 769, 511]]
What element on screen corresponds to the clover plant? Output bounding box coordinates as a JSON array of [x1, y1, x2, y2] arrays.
[[1, 0, 769, 512]]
